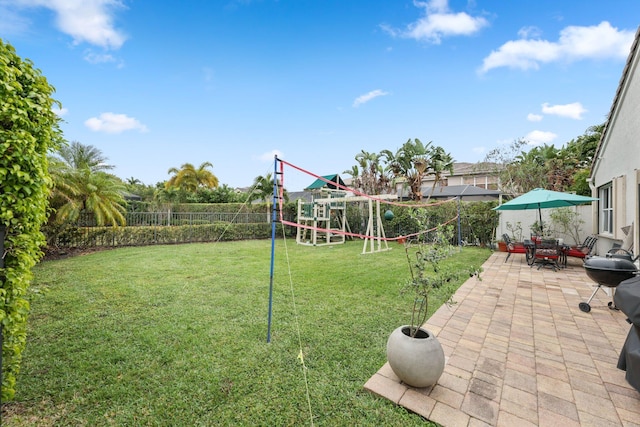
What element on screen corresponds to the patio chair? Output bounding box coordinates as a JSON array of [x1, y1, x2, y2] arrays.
[[565, 235, 597, 261], [533, 239, 562, 271], [502, 234, 529, 263]]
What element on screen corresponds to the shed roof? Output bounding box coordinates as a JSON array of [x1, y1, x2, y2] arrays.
[[305, 174, 345, 190]]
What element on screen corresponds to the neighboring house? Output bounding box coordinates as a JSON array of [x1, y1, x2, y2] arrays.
[[421, 162, 501, 190], [394, 162, 502, 199], [589, 26, 640, 256], [421, 184, 501, 202]]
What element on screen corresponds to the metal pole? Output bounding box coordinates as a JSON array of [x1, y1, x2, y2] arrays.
[[457, 196, 462, 250], [267, 156, 279, 343]]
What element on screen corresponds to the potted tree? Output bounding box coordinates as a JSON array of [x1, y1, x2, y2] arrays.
[[386, 218, 481, 388]]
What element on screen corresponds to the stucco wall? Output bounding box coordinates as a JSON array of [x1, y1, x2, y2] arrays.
[[496, 205, 594, 248], [590, 36, 640, 256]]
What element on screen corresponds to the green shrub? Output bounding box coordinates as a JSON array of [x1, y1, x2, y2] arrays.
[[51, 223, 283, 248], [0, 39, 63, 399]]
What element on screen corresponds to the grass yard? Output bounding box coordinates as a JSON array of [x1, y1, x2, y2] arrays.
[[4, 239, 491, 426]]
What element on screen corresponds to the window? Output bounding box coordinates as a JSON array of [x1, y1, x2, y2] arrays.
[[599, 184, 613, 234]]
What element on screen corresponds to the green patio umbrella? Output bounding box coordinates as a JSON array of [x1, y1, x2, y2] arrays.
[[493, 188, 598, 234]]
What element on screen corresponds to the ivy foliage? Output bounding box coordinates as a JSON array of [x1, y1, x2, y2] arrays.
[[0, 39, 63, 400]]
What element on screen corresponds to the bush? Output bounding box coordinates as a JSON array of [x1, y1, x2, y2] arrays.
[[49, 223, 283, 249], [0, 39, 63, 399]]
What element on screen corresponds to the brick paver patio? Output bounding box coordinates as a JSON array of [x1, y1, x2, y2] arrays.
[[365, 251, 640, 426]]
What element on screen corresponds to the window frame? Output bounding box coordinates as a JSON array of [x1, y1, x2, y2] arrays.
[[599, 183, 613, 235]]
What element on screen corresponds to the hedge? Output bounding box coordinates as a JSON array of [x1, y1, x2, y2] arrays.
[[49, 222, 292, 249]]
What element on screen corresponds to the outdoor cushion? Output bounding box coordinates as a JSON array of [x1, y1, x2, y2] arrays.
[[565, 246, 590, 258], [507, 243, 527, 254], [566, 236, 597, 259]]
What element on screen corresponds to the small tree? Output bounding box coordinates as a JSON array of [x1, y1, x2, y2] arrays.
[[0, 39, 63, 399], [549, 207, 585, 245], [401, 216, 481, 337]]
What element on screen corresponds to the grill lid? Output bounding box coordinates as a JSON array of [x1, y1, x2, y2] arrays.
[[584, 256, 637, 272]]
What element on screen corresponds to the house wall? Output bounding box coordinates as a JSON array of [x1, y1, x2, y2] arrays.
[[590, 34, 640, 256]]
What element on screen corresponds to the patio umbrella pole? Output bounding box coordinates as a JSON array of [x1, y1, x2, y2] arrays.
[[537, 203, 543, 236]]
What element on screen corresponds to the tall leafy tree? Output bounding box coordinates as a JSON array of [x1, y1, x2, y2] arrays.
[[481, 138, 528, 197], [565, 123, 603, 195], [0, 39, 63, 399], [166, 162, 219, 193], [189, 184, 247, 203], [483, 124, 603, 196]]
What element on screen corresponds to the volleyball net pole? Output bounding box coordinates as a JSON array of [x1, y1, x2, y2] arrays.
[[266, 155, 280, 343]]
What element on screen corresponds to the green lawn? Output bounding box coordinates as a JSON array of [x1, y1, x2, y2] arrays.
[[5, 240, 491, 426]]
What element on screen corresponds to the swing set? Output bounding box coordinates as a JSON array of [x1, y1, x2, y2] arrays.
[[295, 190, 398, 254]]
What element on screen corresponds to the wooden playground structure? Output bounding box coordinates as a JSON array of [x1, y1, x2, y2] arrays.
[[295, 190, 397, 254]]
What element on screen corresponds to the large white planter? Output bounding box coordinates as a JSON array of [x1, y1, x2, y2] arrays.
[[386, 325, 445, 388]]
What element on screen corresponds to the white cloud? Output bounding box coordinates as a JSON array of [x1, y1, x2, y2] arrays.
[[527, 113, 543, 122], [541, 102, 586, 120], [353, 89, 389, 108], [52, 106, 68, 116], [9, 0, 127, 49], [83, 50, 117, 64], [382, 0, 488, 44], [85, 112, 148, 134], [517, 26, 542, 39], [480, 21, 635, 73], [258, 150, 284, 162], [525, 130, 557, 145]]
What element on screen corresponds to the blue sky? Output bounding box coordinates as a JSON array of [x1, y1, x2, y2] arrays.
[[1, 1, 639, 191]]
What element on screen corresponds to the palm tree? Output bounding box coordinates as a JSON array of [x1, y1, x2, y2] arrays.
[[354, 150, 389, 195], [53, 168, 126, 226], [165, 162, 219, 192], [47, 144, 127, 246], [424, 146, 454, 202], [342, 165, 362, 192], [57, 141, 113, 172], [248, 174, 288, 222], [381, 138, 433, 201]]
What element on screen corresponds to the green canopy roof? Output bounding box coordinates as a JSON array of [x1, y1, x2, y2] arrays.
[[305, 174, 345, 190]]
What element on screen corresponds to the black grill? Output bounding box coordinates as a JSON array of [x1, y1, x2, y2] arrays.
[[579, 255, 638, 312]]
